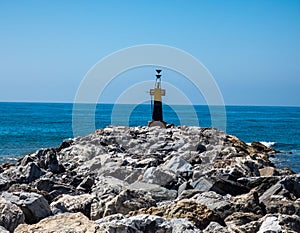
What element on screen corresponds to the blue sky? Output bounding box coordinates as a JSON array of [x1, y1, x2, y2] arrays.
[[0, 0, 299, 106]]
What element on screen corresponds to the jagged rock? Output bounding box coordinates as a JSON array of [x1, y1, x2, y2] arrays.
[[224, 212, 262, 232], [50, 194, 96, 217], [279, 214, 300, 232], [0, 175, 10, 191], [259, 166, 278, 176], [0, 226, 9, 233], [129, 199, 223, 229], [103, 189, 156, 216], [1, 192, 51, 224], [251, 142, 277, 154], [163, 156, 193, 176], [76, 176, 95, 192], [258, 175, 300, 215], [231, 190, 264, 215], [89, 176, 134, 220], [264, 196, 300, 215], [190, 191, 232, 219], [56, 139, 73, 152], [2, 162, 45, 184], [192, 176, 249, 196], [96, 213, 201, 233], [280, 174, 300, 198], [129, 181, 177, 202], [203, 221, 229, 233], [0, 197, 25, 232], [142, 167, 177, 188], [257, 216, 282, 233], [238, 176, 280, 196], [14, 212, 99, 233], [196, 143, 207, 153], [21, 148, 65, 174]]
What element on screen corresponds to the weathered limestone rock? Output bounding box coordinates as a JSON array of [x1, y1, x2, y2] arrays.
[[259, 166, 278, 177], [96, 213, 200, 233], [0, 175, 10, 192], [14, 212, 99, 233], [192, 176, 249, 196], [1, 192, 51, 224], [225, 212, 262, 232], [129, 199, 223, 229], [2, 162, 45, 184], [163, 156, 193, 175], [251, 142, 277, 154], [129, 181, 177, 202], [190, 191, 232, 219], [103, 189, 156, 216], [50, 193, 96, 217], [0, 197, 25, 232], [0, 226, 9, 233], [142, 167, 177, 188], [203, 221, 229, 233], [257, 216, 282, 233]]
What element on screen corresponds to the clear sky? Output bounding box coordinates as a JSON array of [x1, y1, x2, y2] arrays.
[[0, 0, 299, 106]]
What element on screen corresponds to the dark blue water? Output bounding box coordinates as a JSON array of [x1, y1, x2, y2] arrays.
[[0, 102, 299, 172]]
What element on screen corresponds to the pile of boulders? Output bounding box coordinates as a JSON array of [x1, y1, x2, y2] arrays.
[[0, 126, 299, 232]]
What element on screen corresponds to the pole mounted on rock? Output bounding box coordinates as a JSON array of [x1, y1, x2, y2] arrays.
[[148, 69, 167, 128]]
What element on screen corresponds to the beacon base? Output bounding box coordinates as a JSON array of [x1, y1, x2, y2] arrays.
[[148, 120, 167, 128]]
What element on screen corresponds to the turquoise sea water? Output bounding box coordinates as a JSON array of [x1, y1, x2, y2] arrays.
[[0, 102, 299, 172]]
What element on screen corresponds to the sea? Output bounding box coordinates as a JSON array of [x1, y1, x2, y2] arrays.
[[0, 102, 299, 173]]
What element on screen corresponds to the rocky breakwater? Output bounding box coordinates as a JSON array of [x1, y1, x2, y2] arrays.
[[0, 126, 299, 232]]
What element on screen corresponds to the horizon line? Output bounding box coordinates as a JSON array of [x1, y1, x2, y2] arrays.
[[0, 101, 299, 108]]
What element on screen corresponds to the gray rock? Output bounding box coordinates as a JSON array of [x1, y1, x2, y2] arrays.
[[263, 195, 300, 215], [196, 143, 207, 153], [2, 162, 45, 184], [194, 176, 249, 196], [191, 191, 232, 219], [124, 168, 144, 184], [36, 148, 64, 173], [103, 189, 156, 216], [192, 177, 214, 192], [90, 176, 130, 220], [76, 176, 94, 192], [22, 162, 45, 183], [203, 221, 229, 233], [0, 197, 25, 232], [163, 156, 192, 175], [257, 216, 282, 233], [92, 176, 128, 198], [159, 218, 202, 233], [1, 192, 51, 224], [0, 175, 10, 191], [97, 213, 201, 233], [50, 194, 96, 217], [142, 167, 177, 187], [0, 226, 9, 233], [279, 214, 300, 232], [225, 212, 262, 232], [129, 181, 177, 202], [280, 174, 300, 198]]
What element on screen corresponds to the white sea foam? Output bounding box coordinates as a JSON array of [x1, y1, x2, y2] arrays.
[[260, 141, 276, 148], [246, 141, 276, 148]]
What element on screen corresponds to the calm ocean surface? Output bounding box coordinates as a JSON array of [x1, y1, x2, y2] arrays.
[[0, 102, 299, 173]]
